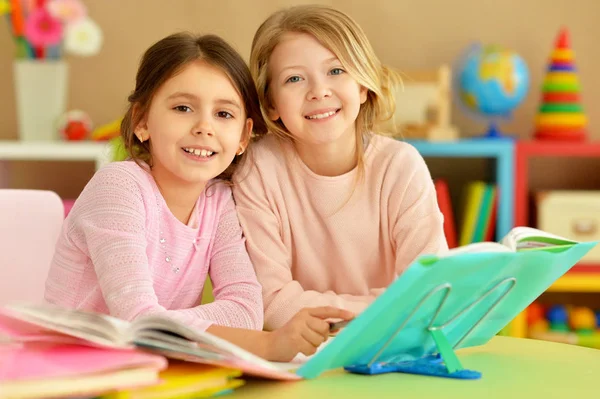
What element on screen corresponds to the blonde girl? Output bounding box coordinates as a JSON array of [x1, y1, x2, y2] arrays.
[[233, 5, 448, 330]]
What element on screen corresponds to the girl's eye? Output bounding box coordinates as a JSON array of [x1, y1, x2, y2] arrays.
[[173, 105, 192, 113], [286, 76, 302, 84], [330, 68, 344, 75], [217, 111, 233, 119]]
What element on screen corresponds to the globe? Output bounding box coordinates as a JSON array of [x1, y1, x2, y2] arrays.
[[455, 44, 530, 138]]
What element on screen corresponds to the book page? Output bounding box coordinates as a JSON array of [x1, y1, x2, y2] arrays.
[[1, 303, 129, 347], [131, 315, 283, 372], [501, 227, 577, 251], [441, 241, 512, 257], [270, 336, 334, 372]]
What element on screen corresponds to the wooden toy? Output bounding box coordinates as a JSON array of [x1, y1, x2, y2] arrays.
[[382, 64, 459, 141], [533, 27, 588, 141]]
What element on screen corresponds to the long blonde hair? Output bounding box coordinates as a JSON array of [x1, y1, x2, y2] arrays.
[[250, 4, 401, 179]]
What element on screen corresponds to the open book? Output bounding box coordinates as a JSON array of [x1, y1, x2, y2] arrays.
[[0, 303, 301, 380], [0, 227, 596, 381], [443, 226, 578, 256]]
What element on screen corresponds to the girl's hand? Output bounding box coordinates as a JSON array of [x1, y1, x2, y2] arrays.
[[266, 306, 354, 362]]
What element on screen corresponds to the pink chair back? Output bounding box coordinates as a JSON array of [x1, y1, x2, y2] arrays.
[[0, 189, 64, 305]]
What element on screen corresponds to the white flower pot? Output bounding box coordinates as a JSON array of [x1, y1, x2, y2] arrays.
[[13, 60, 68, 141]]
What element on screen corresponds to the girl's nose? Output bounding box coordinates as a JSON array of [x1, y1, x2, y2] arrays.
[[307, 79, 332, 101], [192, 116, 214, 136]]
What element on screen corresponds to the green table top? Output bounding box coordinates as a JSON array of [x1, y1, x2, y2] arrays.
[[229, 336, 599, 399]]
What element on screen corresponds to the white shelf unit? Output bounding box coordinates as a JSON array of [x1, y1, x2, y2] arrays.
[[0, 141, 113, 187]]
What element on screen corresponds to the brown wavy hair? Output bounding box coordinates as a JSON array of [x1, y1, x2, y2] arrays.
[[120, 32, 267, 182]]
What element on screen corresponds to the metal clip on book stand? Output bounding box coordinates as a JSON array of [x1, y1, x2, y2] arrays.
[[345, 277, 517, 380]]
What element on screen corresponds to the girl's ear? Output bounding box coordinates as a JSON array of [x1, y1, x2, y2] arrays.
[[238, 118, 253, 155], [134, 124, 149, 142], [359, 86, 368, 105], [132, 105, 149, 142]]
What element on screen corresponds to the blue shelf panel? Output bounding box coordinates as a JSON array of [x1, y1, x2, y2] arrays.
[[405, 139, 514, 158], [401, 139, 515, 242]]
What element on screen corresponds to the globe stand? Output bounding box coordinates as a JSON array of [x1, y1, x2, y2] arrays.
[[472, 122, 514, 141]]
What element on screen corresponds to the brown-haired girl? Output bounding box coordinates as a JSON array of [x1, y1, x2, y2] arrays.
[[45, 32, 352, 362]]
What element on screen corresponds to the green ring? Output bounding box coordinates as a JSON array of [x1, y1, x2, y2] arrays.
[[539, 104, 584, 113]]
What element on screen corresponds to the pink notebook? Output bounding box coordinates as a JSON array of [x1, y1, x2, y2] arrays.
[[0, 342, 167, 382]]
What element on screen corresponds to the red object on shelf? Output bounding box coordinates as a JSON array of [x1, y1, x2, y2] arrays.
[[64, 121, 88, 141], [434, 179, 457, 248], [569, 264, 600, 274], [514, 141, 600, 229], [513, 140, 600, 338], [526, 302, 545, 326]]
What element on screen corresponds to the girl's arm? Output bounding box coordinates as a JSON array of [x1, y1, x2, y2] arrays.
[[365, 147, 448, 299], [68, 165, 254, 333], [388, 148, 449, 278], [176, 190, 263, 330], [207, 305, 354, 362]]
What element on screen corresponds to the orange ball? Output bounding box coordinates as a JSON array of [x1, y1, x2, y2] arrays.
[[570, 307, 596, 331]]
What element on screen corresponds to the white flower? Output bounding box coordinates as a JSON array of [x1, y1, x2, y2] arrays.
[[64, 16, 103, 56]]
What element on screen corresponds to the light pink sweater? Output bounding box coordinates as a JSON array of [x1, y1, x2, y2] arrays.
[[45, 161, 263, 331], [233, 134, 448, 330]]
